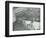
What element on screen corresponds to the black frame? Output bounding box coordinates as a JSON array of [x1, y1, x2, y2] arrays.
[[5, 1, 45, 37]]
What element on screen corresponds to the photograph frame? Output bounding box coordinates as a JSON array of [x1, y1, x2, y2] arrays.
[[5, 1, 45, 37]]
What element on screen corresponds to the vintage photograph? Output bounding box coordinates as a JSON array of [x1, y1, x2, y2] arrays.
[[5, 1, 45, 37], [13, 7, 40, 31]]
